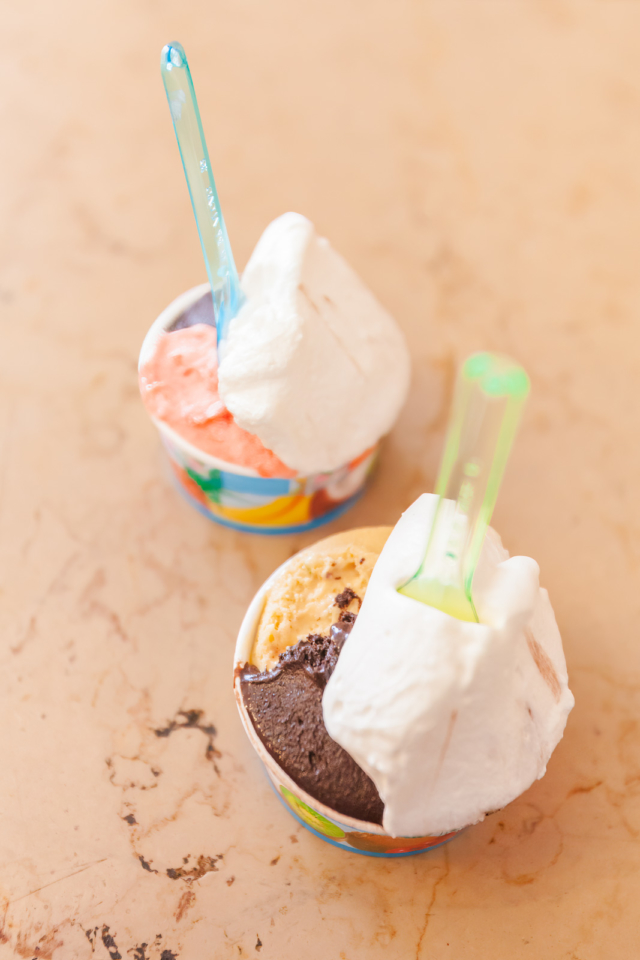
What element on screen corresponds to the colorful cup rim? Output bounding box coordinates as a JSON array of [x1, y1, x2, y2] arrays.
[[233, 542, 457, 841]]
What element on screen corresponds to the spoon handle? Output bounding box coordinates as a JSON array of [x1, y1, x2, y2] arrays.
[[399, 352, 530, 621], [161, 42, 243, 342]]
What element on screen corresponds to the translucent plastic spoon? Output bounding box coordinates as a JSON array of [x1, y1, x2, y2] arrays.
[[398, 352, 530, 622], [160, 42, 243, 343]]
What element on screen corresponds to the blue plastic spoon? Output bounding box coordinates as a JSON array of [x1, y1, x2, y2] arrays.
[[160, 42, 243, 342]]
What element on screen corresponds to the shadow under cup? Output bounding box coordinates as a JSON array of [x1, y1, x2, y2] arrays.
[[233, 557, 462, 857], [139, 284, 378, 535]]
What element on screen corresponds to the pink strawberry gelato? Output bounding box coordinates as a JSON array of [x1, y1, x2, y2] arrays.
[[139, 324, 295, 478]]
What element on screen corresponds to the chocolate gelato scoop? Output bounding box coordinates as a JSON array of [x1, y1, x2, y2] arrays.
[[238, 611, 384, 825]]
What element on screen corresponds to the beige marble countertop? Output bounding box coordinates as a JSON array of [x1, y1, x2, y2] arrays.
[[2, 1, 640, 957]]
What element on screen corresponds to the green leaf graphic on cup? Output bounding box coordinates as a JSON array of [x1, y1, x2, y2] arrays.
[[279, 786, 346, 839], [186, 466, 223, 502]]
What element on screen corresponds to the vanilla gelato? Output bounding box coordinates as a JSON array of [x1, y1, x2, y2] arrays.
[[323, 494, 574, 838], [218, 213, 411, 474]]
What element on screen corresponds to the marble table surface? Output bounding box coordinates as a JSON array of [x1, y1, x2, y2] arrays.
[[2, 1, 640, 957]]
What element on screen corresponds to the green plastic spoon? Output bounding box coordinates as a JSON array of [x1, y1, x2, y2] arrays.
[[398, 352, 530, 622], [160, 42, 242, 343]]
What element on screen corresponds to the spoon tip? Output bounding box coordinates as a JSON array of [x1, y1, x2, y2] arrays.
[[161, 42, 186, 71]]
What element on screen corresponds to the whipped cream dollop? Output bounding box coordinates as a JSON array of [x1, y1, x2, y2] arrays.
[[323, 494, 574, 837], [218, 213, 411, 475]]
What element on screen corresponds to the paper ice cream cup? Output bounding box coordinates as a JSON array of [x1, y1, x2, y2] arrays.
[[233, 552, 462, 857], [139, 284, 378, 535]]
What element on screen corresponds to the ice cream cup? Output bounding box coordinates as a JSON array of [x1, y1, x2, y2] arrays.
[[233, 550, 462, 857], [139, 284, 378, 535]]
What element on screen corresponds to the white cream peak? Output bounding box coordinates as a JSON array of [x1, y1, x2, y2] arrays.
[[217, 213, 411, 475]]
